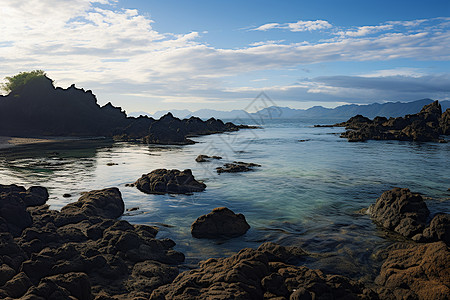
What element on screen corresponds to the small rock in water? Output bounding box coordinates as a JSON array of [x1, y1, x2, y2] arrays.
[[134, 169, 206, 194], [106, 162, 118, 166], [195, 154, 222, 162], [191, 207, 250, 239], [62, 193, 71, 198], [126, 207, 139, 212], [216, 161, 261, 173]]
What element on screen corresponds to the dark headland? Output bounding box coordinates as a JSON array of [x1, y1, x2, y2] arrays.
[[0, 74, 252, 146]]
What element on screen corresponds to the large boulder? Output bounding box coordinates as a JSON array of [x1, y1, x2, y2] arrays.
[[376, 241, 450, 300], [441, 108, 450, 135], [134, 169, 206, 194], [60, 187, 124, 219], [420, 213, 450, 246], [150, 242, 376, 300], [191, 207, 250, 239], [368, 188, 430, 238]]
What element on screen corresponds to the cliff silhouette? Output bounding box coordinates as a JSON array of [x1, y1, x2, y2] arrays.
[[0, 75, 241, 144]]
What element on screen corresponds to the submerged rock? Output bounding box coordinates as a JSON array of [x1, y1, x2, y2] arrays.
[[134, 169, 206, 194], [191, 207, 250, 239], [368, 187, 430, 238], [216, 161, 261, 173], [150, 242, 376, 300]]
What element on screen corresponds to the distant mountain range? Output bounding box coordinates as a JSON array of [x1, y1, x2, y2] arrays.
[[130, 99, 450, 121]]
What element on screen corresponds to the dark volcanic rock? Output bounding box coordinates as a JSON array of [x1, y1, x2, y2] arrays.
[[134, 169, 206, 194], [325, 100, 449, 142], [150, 242, 376, 300], [375, 241, 450, 300], [216, 161, 261, 173], [0, 184, 184, 299], [368, 188, 430, 238], [61, 187, 124, 219], [191, 207, 250, 239]]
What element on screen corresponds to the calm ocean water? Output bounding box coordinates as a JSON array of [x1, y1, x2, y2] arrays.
[[1, 118, 449, 280]]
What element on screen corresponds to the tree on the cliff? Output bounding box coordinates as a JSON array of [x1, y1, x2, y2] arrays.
[[1, 70, 48, 94]]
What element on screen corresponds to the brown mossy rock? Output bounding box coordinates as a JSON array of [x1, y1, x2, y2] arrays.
[[61, 187, 124, 219], [135, 169, 206, 194], [368, 188, 430, 238], [191, 207, 250, 239], [150, 242, 376, 300], [420, 213, 450, 246], [375, 241, 450, 300]]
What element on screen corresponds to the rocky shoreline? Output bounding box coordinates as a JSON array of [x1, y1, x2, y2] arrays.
[[1, 180, 448, 299], [315, 100, 450, 142]]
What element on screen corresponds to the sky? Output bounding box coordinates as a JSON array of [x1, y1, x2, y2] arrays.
[[0, 0, 449, 114]]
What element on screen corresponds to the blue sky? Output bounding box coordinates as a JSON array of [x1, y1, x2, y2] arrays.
[[0, 0, 449, 114]]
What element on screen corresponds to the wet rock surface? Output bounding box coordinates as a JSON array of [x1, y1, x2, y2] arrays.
[[134, 169, 206, 194], [191, 207, 251, 239], [368, 188, 430, 238], [320, 101, 449, 142], [0, 185, 184, 299], [216, 161, 261, 173], [150, 242, 377, 300]]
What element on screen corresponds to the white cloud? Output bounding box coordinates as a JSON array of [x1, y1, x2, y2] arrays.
[[337, 25, 393, 37], [0, 2, 449, 110], [252, 20, 332, 32]]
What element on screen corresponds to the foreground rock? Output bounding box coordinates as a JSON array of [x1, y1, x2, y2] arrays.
[[318, 101, 449, 142], [191, 207, 250, 239], [150, 242, 377, 300], [195, 154, 222, 162], [216, 161, 261, 173], [0, 185, 184, 299], [368, 188, 430, 238], [376, 241, 450, 300], [134, 169, 206, 194]]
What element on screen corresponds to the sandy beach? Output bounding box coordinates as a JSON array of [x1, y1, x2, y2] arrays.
[[0, 136, 62, 149]]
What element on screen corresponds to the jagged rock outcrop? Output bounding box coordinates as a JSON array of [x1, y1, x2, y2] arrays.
[[321, 101, 449, 142], [134, 169, 206, 194], [150, 242, 377, 300], [191, 207, 250, 239], [368, 188, 430, 238], [0, 184, 184, 299], [216, 161, 261, 173]]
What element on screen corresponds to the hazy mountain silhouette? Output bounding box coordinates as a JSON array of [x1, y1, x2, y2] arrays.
[[131, 99, 450, 120]]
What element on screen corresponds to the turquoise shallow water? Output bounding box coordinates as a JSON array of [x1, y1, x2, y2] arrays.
[[1, 119, 449, 280]]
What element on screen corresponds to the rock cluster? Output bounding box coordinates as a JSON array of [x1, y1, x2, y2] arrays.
[[150, 242, 377, 300], [368, 187, 449, 245], [0, 184, 184, 299], [191, 207, 250, 239], [216, 161, 261, 173], [134, 169, 206, 194], [329, 101, 449, 142], [195, 154, 222, 162]]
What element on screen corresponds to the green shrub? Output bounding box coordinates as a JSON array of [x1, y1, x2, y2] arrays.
[[1, 70, 47, 94]]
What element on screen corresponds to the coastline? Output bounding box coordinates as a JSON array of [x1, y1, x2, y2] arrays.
[[0, 136, 110, 150]]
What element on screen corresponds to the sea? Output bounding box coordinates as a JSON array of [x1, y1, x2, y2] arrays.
[[1, 118, 449, 282]]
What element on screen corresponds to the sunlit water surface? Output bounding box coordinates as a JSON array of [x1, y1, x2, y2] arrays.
[[1, 119, 449, 281]]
